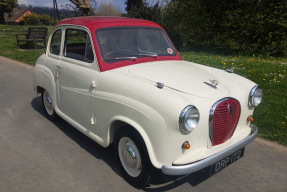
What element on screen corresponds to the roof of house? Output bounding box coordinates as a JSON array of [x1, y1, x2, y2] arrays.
[[4, 8, 30, 23]]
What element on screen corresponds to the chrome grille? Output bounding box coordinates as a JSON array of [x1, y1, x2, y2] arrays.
[[209, 98, 241, 146]]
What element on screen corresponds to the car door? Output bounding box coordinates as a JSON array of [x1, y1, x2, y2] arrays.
[[45, 29, 63, 88], [56, 26, 99, 132]]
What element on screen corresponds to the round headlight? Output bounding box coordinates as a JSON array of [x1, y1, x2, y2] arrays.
[[179, 105, 200, 133], [249, 86, 263, 107]]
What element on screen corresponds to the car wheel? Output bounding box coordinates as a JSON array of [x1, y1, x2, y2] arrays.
[[115, 128, 153, 188], [41, 90, 58, 121]]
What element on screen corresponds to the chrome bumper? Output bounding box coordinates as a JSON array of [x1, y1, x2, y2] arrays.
[[162, 124, 258, 175]]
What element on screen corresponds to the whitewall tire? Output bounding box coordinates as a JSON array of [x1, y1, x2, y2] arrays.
[[41, 90, 58, 121]]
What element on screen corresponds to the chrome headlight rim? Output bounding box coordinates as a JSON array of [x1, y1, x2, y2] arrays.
[[248, 85, 263, 107], [179, 105, 200, 133]]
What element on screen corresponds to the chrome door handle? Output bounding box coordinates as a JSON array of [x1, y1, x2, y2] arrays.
[[92, 81, 96, 88]]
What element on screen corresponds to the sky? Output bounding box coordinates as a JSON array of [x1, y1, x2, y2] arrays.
[[18, 0, 126, 12], [17, 0, 159, 13]]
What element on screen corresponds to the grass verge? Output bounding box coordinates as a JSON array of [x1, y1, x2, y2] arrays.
[[0, 25, 286, 145], [0, 25, 51, 65]]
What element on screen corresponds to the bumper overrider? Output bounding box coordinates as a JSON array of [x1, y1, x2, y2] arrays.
[[162, 124, 258, 175]]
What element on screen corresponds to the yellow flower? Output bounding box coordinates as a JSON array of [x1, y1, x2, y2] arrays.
[[263, 79, 265, 81], [282, 122, 286, 125]]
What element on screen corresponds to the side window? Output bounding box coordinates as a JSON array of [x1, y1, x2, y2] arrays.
[[50, 30, 62, 55], [64, 29, 94, 63]]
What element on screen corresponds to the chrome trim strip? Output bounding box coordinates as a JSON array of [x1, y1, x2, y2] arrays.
[[162, 124, 258, 175], [225, 104, 234, 140]]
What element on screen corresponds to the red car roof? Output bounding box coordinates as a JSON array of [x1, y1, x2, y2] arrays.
[[56, 16, 162, 30], [55, 17, 181, 71]]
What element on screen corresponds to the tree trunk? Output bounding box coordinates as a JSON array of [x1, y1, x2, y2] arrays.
[[70, 0, 94, 16]]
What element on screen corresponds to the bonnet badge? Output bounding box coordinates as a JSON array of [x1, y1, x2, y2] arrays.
[[204, 79, 218, 89]]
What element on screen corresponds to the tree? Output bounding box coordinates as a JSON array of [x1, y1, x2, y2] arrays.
[[69, 0, 94, 16], [95, 2, 121, 16], [125, 0, 144, 13], [124, 0, 161, 23], [0, 0, 17, 24], [162, 0, 287, 56]]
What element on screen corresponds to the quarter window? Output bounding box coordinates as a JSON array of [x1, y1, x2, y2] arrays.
[[64, 29, 94, 63], [50, 30, 62, 55]]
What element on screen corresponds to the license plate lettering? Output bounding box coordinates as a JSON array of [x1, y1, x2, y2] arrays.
[[214, 156, 230, 171], [210, 148, 245, 175], [230, 150, 241, 163]]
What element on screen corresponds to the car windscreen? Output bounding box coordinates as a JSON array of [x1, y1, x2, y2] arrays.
[[96, 28, 176, 62]]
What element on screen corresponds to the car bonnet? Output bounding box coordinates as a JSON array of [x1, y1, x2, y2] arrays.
[[128, 60, 230, 99]]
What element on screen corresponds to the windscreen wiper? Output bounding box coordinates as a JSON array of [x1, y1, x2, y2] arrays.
[[135, 53, 158, 58], [105, 56, 137, 61]]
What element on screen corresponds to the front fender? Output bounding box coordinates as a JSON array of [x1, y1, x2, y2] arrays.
[[108, 115, 162, 168]]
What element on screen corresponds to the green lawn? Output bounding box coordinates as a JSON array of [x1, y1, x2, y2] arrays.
[[0, 25, 51, 65], [0, 25, 286, 146]]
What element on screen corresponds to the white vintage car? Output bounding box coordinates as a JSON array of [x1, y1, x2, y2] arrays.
[[34, 17, 262, 188]]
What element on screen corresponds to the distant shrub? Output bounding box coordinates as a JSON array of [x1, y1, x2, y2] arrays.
[[18, 20, 25, 25], [38, 14, 51, 25], [23, 14, 53, 25]]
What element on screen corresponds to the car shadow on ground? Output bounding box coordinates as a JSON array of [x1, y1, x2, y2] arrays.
[[31, 96, 213, 190], [31, 96, 121, 174], [147, 168, 212, 191]]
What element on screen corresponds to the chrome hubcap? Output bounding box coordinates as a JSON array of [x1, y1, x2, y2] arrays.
[[123, 145, 137, 169], [118, 137, 142, 177], [43, 90, 54, 115]]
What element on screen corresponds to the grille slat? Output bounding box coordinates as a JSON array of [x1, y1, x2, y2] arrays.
[[210, 98, 241, 146]]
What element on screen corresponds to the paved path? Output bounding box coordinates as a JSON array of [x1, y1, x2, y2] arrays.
[[0, 56, 286, 192]]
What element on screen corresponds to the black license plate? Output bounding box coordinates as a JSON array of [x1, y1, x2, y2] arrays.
[[210, 147, 245, 176]]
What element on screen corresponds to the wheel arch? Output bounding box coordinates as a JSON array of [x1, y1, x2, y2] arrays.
[[35, 86, 45, 94], [38, 67, 58, 108], [108, 116, 161, 169]]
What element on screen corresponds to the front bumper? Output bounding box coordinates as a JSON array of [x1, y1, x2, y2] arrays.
[[162, 124, 258, 175]]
